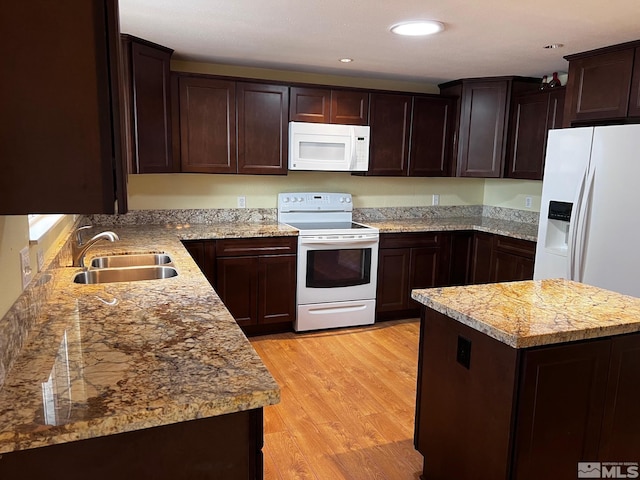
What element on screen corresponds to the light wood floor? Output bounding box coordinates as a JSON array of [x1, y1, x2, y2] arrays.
[[250, 318, 423, 480]]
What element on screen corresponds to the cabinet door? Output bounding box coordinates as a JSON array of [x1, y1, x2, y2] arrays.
[[565, 48, 634, 125], [506, 91, 552, 180], [182, 240, 217, 286], [457, 80, 508, 178], [237, 82, 288, 175], [330, 90, 369, 125], [628, 47, 640, 117], [409, 96, 455, 177], [408, 248, 440, 309], [449, 231, 473, 286], [368, 94, 412, 175], [513, 341, 611, 480], [258, 255, 296, 324], [470, 233, 494, 284], [492, 251, 534, 282], [289, 87, 331, 123], [598, 333, 640, 459], [376, 248, 411, 312], [216, 256, 258, 326], [122, 37, 175, 174], [0, 0, 126, 214], [179, 77, 237, 173]]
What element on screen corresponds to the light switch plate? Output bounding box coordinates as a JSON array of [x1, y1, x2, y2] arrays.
[[525, 196, 532, 208], [237, 196, 246, 208], [432, 194, 440, 206], [20, 247, 33, 290]]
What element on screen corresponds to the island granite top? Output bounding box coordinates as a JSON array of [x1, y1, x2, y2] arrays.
[[412, 279, 640, 348]]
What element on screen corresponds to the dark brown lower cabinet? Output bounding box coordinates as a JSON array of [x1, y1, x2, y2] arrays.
[[0, 409, 264, 480], [376, 233, 450, 321], [182, 239, 217, 285], [215, 237, 297, 335], [470, 232, 536, 284], [415, 308, 640, 480]]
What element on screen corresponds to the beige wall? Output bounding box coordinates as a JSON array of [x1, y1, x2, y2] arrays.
[[128, 173, 542, 211], [0, 215, 75, 319]]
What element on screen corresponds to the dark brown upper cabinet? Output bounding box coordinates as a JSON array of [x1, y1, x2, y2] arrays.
[[367, 93, 412, 176], [366, 93, 454, 177], [121, 35, 176, 174], [289, 87, 369, 125], [179, 76, 237, 173], [506, 87, 565, 180], [440, 77, 539, 178], [178, 75, 288, 175], [563, 40, 640, 126], [0, 0, 127, 214], [409, 96, 455, 177], [237, 82, 289, 175]]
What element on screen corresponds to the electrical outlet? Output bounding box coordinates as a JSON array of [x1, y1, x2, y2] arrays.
[[237, 196, 246, 208], [432, 194, 440, 206], [525, 196, 532, 208], [37, 249, 45, 272], [20, 247, 33, 290]]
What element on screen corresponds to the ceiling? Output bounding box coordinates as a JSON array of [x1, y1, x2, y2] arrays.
[[119, 0, 640, 85]]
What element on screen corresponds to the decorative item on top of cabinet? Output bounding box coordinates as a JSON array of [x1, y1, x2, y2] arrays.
[[289, 87, 369, 125], [366, 93, 455, 177], [439, 77, 540, 178], [563, 40, 640, 126], [0, 0, 127, 214], [121, 35, 177, 174], [506, 87, 565, 180], [177, 74, 289, 175]]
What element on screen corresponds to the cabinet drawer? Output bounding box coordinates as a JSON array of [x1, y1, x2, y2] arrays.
[[216, 237, 297, 257], [494, 235, 536, 258], [380, 232, 442, 249]]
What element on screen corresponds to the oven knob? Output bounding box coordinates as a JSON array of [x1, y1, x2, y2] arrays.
[[283, 196, 290, 203], [339, 197, 345, 203], [297, 196, 304, 202], [345, 197, 352, 203]]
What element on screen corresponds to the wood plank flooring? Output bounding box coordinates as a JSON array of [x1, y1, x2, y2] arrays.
[[250, 318, 423, 480]]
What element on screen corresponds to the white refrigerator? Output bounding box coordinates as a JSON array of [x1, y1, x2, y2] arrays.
[[534, 124, 640, 298]]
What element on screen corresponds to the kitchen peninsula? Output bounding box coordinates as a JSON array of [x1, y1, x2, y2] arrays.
[[411, 279, 640, 480]]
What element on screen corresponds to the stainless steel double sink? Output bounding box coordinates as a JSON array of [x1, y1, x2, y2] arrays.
[[73, 253, 178, 284]]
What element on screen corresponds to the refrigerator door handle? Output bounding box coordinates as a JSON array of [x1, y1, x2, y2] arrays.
[[574, 165, 597, 282], [567, 166, 588, 280]]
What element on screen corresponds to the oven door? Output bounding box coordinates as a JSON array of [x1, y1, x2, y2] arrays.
[[297, 234, 379, 305]]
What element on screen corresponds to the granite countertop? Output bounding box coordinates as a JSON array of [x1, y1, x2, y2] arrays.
[[365, 216, 538, 242], [412, 279, 640, 348], [0, 223, 293, 455], [0, 216, 533, 455]]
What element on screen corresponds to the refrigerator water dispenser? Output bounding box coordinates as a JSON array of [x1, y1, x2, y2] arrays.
[[544, 201, 572, 256]]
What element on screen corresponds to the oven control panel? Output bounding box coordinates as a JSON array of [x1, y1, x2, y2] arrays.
[[278, 192, 353, 212]]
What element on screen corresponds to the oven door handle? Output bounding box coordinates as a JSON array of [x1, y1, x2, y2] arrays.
[[299, 237, 378, 246]]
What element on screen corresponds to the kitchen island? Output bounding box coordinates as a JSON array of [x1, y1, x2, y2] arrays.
[[411, 279, 640, 480]]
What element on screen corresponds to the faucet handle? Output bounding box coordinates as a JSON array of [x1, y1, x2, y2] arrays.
[[75, 225, 93, 244]]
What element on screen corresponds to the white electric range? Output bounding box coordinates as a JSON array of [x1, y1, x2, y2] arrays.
[[278, 192, 379, 332]]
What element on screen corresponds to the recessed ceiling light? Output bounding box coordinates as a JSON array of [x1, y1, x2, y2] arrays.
[[544, 43, 564, 49], [339, 58, 353, 63], [390, 20, 445, 36]]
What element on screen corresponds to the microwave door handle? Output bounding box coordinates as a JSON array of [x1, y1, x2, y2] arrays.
[[350, 127, 357, 169]]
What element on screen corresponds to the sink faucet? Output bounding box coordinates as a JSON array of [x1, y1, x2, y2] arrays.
[[72, 226, 119, 267]]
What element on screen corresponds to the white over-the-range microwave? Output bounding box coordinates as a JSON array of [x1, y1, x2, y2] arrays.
[[288, 121, 370, 172]]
